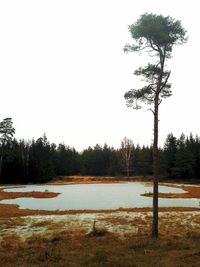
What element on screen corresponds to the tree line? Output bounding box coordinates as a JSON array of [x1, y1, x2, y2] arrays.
[[0, 119, 200, 184]]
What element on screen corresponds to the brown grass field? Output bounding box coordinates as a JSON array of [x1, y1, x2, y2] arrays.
[[1, 212, 200, 267], [1, 176, 200, 266]]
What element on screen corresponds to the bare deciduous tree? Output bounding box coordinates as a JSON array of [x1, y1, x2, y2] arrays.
[[120, 137, 134, 176]]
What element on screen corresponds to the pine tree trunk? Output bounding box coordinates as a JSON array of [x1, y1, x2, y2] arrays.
[[0, 154, 3, 178], [0, 145, 4, 178], [152, 92, 159, 238]]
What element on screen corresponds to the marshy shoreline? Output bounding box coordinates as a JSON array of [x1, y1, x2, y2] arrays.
[[1, 176, 200, 217]]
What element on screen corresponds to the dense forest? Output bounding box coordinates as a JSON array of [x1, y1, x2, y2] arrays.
[[0, 118, 200, 184]]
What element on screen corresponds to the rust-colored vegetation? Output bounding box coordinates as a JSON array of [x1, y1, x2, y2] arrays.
[[1, 203, 199, 218], [0, 217, 26, 231], [1, 227, 200, 267], [0, 188, 59, 201], [47, 175, 153, 185], [142, 184, 200, 199]]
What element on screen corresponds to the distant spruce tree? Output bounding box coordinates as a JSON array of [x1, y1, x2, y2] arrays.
[[0, 118, 15, 178], [164, 133, 177, 177]]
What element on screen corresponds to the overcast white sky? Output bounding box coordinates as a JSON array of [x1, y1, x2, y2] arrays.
[[0, 0, 199, 151]]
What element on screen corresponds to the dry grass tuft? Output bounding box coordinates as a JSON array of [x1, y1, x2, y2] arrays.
[[0, 217, 26, 230], [87, 220, 108, 237], [31, 220, 53, 228]]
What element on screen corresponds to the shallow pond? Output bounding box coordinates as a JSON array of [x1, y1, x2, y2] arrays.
[[1, 183, 199, 210]]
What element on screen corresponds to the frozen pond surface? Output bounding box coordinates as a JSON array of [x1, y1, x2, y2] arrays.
[[1, 183, 199, 210]]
